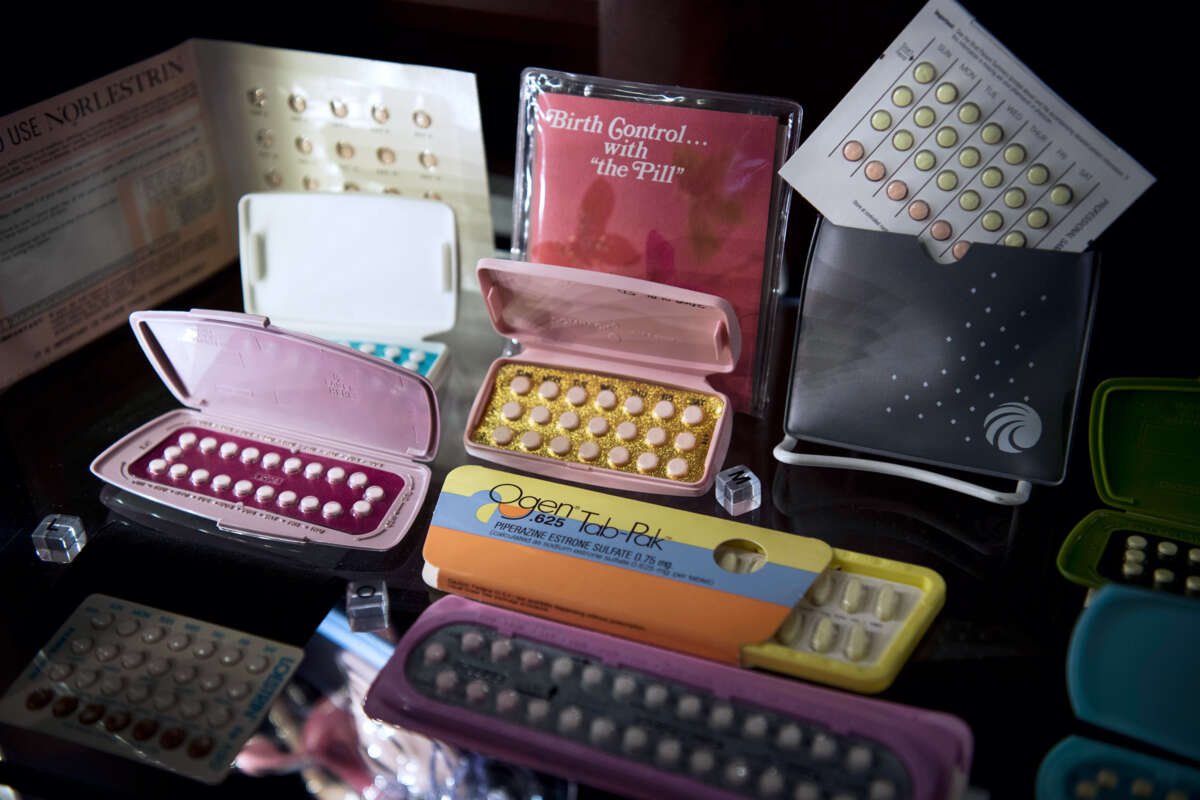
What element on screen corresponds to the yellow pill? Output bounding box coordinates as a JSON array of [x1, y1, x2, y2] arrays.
[[959, 190, 981, 211], [981, 211, 1004, 231], [937, 170, 958, 191], [981, 167, 1004, 188], [914, 150, 936, 171], [958, 147, 981, 168], [957, 102, 981, 124], [1004, 231, 1027, 247], [1027, 163, 1050, 185], [1027, 207, 1049, 228], [1051, 184, 1074, 205], [892, 85, 914, 107], [1003, 144, 1027, 164], [935, 82, 958, 104], [871, 110, 893, 131], [914, 107, 936, 128], [1004, 188, 1026, 208], [936, 127, 958, 148], [981, 123, 1004, 144], [913, 62, 936, 83], [892, 130, 914, 151]]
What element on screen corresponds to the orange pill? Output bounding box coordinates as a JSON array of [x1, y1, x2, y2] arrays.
[[930, 220, 952, 240], [843, 141, 865, 161], [908, 200, 930, 221], [886, 180, 908, 201], [864, 161, 886, 181]]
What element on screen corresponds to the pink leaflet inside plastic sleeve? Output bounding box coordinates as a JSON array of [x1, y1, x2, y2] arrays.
[[526, 93, 778, 412]]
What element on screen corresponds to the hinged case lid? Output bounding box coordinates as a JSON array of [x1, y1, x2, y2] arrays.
[[1090, 377, 1200, 524], [130, 309, 439, 462], [477, 259, 740, 377], [239, 193, 458, 343]]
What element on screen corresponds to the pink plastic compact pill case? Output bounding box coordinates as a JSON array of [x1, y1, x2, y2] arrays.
[[464, 259, 740, 496], [91, 309, 439, 551]]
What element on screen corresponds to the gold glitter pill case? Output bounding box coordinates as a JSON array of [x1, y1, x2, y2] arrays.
[[464, 259, 740, 495]]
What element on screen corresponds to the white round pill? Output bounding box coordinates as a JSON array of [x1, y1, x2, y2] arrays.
[[777, 723, 802, 749], [612, 674, 636, 699], [365, 485, 385, 502], [240, 447, 259, 464], [589, 717, 615, 743], [759, 767, 785, 796], [234, 480, 253, 497], [558, 706, 583, 733], [558, 411, 580, 430], [743, 714, 768, 738], [709, 703, 734, 729], [322, 501, 343, 519], [578, 441, 600, 461], [212, 474, 232, 491], [402, 360, 421, 371], [644, 684, 668, 707], [461, 631, 484, 652], [491, 638, 513, 661], [551, 656, 573, 679], [352, 500, 372, 518], [675, 432, 697, 451], [466, 680, 489, 704], [847, 745, 873, 772], [501, 401, 523, 420], [689, 749, 714, 774], [596, 390, 617, 410], [510, 375, 531, 395], [278, 491, 297, 507], [637, 452, 659, 472], [327, 466, 346, 484], [164, 446, 183, 461], [1159, 541, 1179, 557], [724, 759, 750, 785], [255, 485, 275, 503], [283, 457, 302, 474], [492, 426, 514, 445], [682, 405, 705, 425], [358, 343, 376, 353], [645, 426, 667, 446], [549, 436, 571, 455], [496, 689, 520, 714], [199, 436, 217, 453], [149, 458, 168, 475], [435, 669, 458, 695], [178, 432, 197, 449], [219, 442, 238, 459], [608, 446, 630, 467], [676, 694, 701, 718], [588, 417, 609, 436], [530, 405, 551, 425], [520, 430, 542, 450], [169, 463, 188, 480], [190, 469, 210, 486], [656, 738, 681, 765], [624, 395, 645, 415], [408, 350, 427, 363], [383, 346, 402, 360], [566, 386, 587, 405], [622, 726, 648, 752], [616, 421, 637, 441], [539, 381, 560, 400], [300, 495, 319, 513], [348, 471, 368, 489], [666, 458, 689, 478], [304, 462, 324, 479], [581, 664, 605, 689], [520, 649, 544, 671], [653, 400, 675, 419], [262, 452, 281, 469]]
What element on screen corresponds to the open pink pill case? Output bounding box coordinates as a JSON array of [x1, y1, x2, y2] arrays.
[[463, 259, 741, 496], [91, 309, 439, 551]]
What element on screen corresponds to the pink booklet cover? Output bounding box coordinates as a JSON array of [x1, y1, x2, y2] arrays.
[[527, 93, 778, 412]]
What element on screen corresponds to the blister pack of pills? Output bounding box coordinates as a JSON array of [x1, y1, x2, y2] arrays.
[[1037, 736, 1200, 800], [0, 594, 302, 784], [91, 309, 438, 551], [239, 193, 457, 386], [364, 596, 972, 800], [743, 549, 946, 694], [779, 0, 1153, 262], [464, 259, 740, 495]]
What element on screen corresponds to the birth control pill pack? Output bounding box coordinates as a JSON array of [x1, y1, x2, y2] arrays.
[[1037, 736, 1200, 800], [91, 309, 438, 551], [779, 0, 1154, 262], [0, 594, 303, 784], [239, 192, 458, 386], [364, 596, 972, 800], [743, 549, 946, 694], [1058, 378, 1200, 597], [464, 259, 740, 495]]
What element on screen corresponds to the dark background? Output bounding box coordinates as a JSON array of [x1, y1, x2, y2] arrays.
[[0, 1, 1191, 798]]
